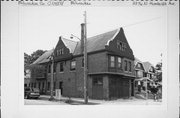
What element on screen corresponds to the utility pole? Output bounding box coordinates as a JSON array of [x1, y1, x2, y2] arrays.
[[49, 48, 54, 101], [84, 11, 88, 104]]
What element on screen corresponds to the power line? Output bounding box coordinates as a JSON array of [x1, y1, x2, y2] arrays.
[[122, 17, 161, 28]]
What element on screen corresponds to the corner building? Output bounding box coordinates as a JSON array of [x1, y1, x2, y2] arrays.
[[32, 27, 136, 100]]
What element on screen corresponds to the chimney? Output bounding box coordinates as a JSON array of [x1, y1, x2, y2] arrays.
[[81, 23, 85, 54]]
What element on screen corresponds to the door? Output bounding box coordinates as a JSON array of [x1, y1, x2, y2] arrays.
[[92, 77, 103, 99], [59, 81, 63, 95]]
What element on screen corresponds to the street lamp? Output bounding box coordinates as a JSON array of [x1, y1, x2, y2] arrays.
[[70, 34, 81, 40]]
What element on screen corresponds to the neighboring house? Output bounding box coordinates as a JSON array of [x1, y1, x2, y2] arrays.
[[30, 26, 136, 100], [24, 66, 31, 87], [142, 62, 156, 80], [134, 57, 145, 93]]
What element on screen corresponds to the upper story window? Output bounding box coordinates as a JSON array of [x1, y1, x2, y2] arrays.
[[82, 58, 84, 67], [117, 40, 126, 51], [137, 63, 141, 68], [110, 56, 115, 68], [59, 62, 64, 72], [117, 57, 122, 68], [48, 64, 51, 73], [129, 61, 131, 72], [124, 60, 128, 71], [57, 48, 64, 56], [53, 63, 56, 73], [149, 67, 154, 72], [136, 71, 143, 77], [70, 60, 76, 70]]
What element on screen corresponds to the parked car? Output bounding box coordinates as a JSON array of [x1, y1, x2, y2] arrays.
[[24, 87, 40, 99]]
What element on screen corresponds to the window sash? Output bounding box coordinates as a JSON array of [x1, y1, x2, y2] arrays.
[[70, 61, 76, 70], [59, 62, 64, 72], [110, 56, 115, 67], [124, 60, 128, 71], [129, 61, 131, 72], [117, 57, 122, 68]]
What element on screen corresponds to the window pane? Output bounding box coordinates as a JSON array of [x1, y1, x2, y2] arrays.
[[129, 61, 131, 72], [124, 60, 127, 71], [110, 56, 115, 67], [111, 56, 115, 61], [118, 57, 122, 68], [71, 60, 76, 70], [60, 62, 64, 72]]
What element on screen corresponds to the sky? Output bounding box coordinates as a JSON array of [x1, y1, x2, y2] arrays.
[[20, 7, 166, 66]]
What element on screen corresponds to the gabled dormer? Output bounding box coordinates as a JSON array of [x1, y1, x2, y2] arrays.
[[134, 58, 145, 71], [54, 36, 77, 61], [106, 28, 134, 60]]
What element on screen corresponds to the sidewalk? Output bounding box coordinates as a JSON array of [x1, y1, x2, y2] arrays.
[[38, 95, 162, 105]]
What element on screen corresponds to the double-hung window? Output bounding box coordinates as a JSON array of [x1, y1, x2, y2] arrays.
[[110, 56, 115, 68], [59, 62, 64, 72], [70, 60, 76, 70], [117, 57, 122, 68], [124, 60, 128, 71]]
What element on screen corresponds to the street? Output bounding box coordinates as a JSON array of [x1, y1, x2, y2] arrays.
[[24, 95, 162, 105]]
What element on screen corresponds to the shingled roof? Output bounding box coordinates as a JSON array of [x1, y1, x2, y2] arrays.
[[74, 29, 118, 55], [32, 49, 54, 65], [142, 61, 154, 72], [61, 37, 78, 53], [33, 27, 127, 65]]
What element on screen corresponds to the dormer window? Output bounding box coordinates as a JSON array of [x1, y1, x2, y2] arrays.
[[57, 48, 64, 56], [137, 63, 141, 68], [149, 67, 154, 72]]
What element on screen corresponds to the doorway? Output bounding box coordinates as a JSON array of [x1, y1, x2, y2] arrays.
[[59, 81, 63, 95]]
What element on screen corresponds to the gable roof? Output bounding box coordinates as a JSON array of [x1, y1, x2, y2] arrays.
[[134, 57, 145, 71], [142, 61, 154, 72], [74, 29, 119, 55], [32, 49, 53, 65], [134, 57, 142, 65], [61, 37, 78, 53], [32, 27, 130, 64]]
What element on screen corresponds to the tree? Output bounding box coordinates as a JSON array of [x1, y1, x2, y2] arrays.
[[155, 62, 162, 82], [29, 50, 47, 64], [24, 53, 31, 66], [155, 62, 162, 70]]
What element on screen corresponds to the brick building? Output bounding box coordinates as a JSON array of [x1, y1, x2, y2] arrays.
[[30, 27, 136, 100]]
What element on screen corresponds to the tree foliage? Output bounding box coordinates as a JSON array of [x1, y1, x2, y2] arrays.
[[155, 62, 162, 82], [24, 50, 46, 66]]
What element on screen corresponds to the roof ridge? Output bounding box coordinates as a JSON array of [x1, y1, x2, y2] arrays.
[[61, 37, 78, 43], [87, 28, 119, 41]]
